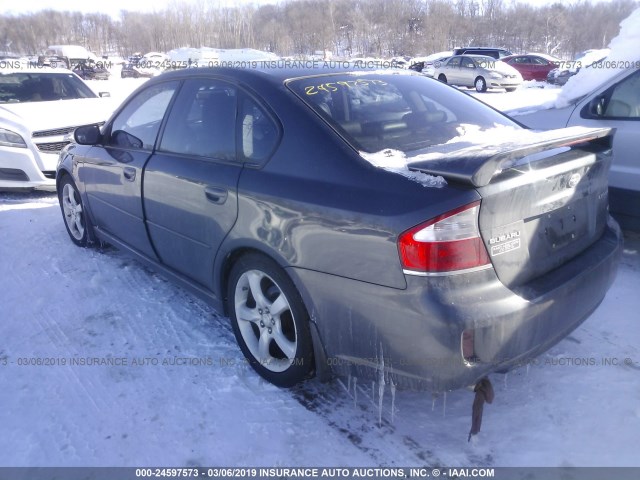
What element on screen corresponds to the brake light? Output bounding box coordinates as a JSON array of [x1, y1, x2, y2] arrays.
[[398, 201, 491, 273]]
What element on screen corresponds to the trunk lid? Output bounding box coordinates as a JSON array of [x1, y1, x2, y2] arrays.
[[408, 126, 614, 287]]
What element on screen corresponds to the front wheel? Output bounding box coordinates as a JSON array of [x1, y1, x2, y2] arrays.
[[227, 254, 314, 387], [438, 74, 447, 83], [475, 76, 487, 92], [58, 175, 91, 247]]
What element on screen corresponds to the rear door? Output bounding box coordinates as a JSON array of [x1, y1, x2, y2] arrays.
[[81, 81, 179, 258], [444, 57, 463, 84], [530, 56, 552, 81], [142, 78, 280, 288], [460, 56, 477, 87], [512, 56, 535, 80]]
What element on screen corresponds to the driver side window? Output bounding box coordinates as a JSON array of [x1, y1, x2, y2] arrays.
[[109, 81, 178, 150], [584, 70, 640, 120], [603, 70, 640, 118]]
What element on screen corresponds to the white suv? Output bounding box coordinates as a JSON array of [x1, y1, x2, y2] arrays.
[[0, 67, 113, 190]]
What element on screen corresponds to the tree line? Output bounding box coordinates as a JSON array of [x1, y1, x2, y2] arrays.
[[1, 0, 637, 61]]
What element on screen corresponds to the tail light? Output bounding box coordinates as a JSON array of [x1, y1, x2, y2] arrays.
[[398, 201, 491, 274]]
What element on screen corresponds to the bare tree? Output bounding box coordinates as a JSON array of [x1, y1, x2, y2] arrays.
[[0, 0, 637, 60]]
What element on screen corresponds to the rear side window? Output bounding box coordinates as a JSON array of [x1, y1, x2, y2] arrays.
[[239, 96, 279, 163], [287, 73, 518, 153], [159, 78, 237, 160], [109, 81, 179, 150]]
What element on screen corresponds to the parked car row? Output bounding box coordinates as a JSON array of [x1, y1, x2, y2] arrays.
[[408, 47, 613, 91], [72, 60, 111, 81], [546, 49, 610, 85], [408, 48, 556, 91]]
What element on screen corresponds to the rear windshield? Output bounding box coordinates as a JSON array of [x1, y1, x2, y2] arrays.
[[287, 72, 519, 153], [0, 72, 97, 104]]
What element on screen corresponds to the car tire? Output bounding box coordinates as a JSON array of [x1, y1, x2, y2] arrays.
[[227, 253, 314, 387], [475, 77, 487, 92], [438, 74, 447, 83], [58, 175, 92, 247]]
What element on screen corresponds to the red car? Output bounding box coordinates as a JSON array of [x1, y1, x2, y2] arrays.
[[502, 54, 561, 81]]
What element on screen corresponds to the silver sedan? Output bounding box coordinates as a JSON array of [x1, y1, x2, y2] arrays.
[[434, 55, 523, 92]]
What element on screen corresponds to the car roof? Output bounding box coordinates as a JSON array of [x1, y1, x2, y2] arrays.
[[144, 63, 412, 86], [448, 54, 496, 61], [503, 53, 561, 61], [455, 47, 511, 52]]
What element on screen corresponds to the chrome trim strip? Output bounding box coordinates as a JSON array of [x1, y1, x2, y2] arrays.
[[403, 264, 493, 277]]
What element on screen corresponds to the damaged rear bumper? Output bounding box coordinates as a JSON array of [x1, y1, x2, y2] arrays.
[[289, 218, 622, 392]]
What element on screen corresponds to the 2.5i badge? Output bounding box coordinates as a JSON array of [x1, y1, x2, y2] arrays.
[[488, 230, 521, 257]]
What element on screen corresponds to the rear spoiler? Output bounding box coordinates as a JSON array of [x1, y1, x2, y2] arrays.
[[408, 126, 613, 187]]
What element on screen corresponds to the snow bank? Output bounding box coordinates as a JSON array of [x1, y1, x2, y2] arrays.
[[168, 47, 279, 65], [359, 149, 447, 187], [555, 7, 640, 108]]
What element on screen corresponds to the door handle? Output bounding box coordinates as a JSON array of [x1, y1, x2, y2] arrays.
[[123, 167, 136, 182], [204, 186, 228, 205]]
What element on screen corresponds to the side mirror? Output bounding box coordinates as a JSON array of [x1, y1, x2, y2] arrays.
[[99, 92, 111, 97], [74, 124, 102, 145]]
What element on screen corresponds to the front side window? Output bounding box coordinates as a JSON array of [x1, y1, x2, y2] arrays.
[[159, 78, 237, 160], [109, 81, 179, 150], [602, 70, 640, 119], [287, 73, 519, 153]]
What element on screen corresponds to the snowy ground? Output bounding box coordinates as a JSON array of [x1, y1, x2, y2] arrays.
[[1, 74, 639, 468]]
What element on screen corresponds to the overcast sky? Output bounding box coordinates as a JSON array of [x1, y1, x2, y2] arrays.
[[1, 0, 616, 18]]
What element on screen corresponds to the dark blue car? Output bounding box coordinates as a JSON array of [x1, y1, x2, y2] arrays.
[[56, 66, 622, 391]]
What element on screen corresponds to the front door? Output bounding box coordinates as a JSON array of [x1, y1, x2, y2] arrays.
[[81, 81, 180, 258]]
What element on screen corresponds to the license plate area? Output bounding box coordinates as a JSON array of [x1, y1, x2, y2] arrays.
[[541, 203, 587, 251]]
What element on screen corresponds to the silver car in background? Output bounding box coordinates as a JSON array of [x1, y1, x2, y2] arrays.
[[434, 55, 523, 92]]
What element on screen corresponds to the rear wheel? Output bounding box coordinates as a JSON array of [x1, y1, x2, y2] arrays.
[[438, 74, 447, 83], [227, 254, 314, 387], [475, 76, 487, 92], [58, 175, 91, 247]]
